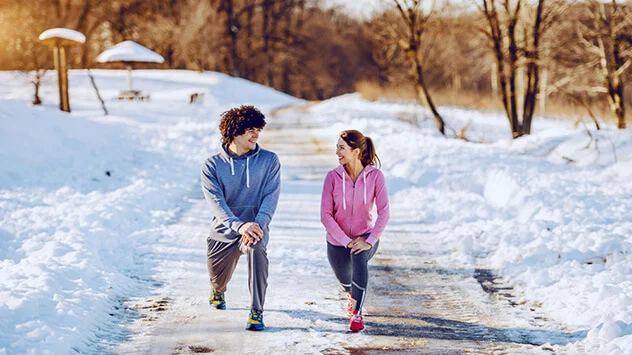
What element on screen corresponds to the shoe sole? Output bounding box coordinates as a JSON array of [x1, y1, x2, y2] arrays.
[[209, 303, 226, 310], [245, 324, 265, 331]]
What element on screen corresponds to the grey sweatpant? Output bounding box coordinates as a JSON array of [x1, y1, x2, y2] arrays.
[[206, 235, 269, 312], [327, 239, 379, 312]]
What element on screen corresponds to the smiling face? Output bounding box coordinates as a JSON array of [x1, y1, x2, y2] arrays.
[[336, 137, 360, 166], [231, 127, 262, 155]]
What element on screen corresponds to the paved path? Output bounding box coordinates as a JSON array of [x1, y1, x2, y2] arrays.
[[110, 106, 583, 354]]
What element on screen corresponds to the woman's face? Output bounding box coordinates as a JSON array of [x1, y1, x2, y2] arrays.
[[336, 137, 360, 166]]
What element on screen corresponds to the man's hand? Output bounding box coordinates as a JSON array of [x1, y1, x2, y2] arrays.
[[239, 222, 263, 246], [240, 234, 258, 247], [347, 238, 372, 255]]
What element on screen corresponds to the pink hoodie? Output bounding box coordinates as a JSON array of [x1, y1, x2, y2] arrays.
[[320, 164, 390, 247]]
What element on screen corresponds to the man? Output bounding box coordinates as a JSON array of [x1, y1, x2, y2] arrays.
[[201, 105, 281, 331]]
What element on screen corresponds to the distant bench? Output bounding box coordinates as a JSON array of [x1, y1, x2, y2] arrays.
[[116, 90, 150, 101], [114, 90, 204, 103]]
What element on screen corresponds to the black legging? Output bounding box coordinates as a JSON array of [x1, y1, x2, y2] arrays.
[[327, 239, 379, 312]]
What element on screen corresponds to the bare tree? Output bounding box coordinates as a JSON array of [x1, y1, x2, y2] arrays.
[[216, 0, 241, 76], [478, 0, 564, 138], [391, 0, 445, 135], [578, 0, 631, 129]]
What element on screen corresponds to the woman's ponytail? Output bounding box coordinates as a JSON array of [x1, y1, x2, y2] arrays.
[[363, 136, 381, 168], [340, 130, 381, 168]]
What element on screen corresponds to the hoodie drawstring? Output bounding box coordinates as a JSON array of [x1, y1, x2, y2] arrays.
[[342, 172, 346, 210], [229, 157, 249, 188], [363, 170, 367, 205], [246, 157, 250, 188]]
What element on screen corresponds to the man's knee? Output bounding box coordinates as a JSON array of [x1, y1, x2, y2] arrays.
[[242, 241, 267, 255]]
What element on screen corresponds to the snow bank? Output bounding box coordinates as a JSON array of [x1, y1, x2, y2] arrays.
[[0, 70, 299, 354], [308, 94, 632, 354]]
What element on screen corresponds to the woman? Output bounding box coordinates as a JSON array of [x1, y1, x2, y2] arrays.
[[320, 129, 390, 332]]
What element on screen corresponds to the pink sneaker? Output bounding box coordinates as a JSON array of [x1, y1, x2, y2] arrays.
[[350, 310, 364, 332]]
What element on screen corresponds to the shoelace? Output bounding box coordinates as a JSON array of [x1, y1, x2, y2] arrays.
[[352, 313, 362, 322], [250, 310, 262, 321]]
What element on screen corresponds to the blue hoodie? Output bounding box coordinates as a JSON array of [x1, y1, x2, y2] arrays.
[[201, 143, 281, 242]]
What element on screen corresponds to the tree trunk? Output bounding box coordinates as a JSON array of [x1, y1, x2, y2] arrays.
[[596, 1, 628, 129], [281, 1, 293, 94], [609, 3, 627, 129], [482, 0, 547, 139], [485, 0, 513, 130], [522, 0, 545, 135], [507, 11, 521, 137], [220, 0, 240, 77], [262, 0, 273, 86], [242, 0, 254, 80], [410, 53, 445, 134], [608, 77, 626, 129], [393, 0, 445, 135]]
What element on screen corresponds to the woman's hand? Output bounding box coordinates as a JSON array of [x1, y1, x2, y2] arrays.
[[347, 238, 372, 255]]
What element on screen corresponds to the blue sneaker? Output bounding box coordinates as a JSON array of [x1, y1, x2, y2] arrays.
[[245, 309, 265, 331], [209, 290, 226, 310]]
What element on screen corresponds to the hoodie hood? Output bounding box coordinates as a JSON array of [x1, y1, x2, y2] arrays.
[[201, 144, 281, 243], [220, 143, 260, 188], [333, 164, 376, 210]]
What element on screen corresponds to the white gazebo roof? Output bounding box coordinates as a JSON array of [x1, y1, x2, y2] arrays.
[[39, 28, 86, 46], [96, 41, 164, 63]]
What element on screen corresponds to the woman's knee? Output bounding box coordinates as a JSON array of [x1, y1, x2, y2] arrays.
[[351, 250, 370, 263]]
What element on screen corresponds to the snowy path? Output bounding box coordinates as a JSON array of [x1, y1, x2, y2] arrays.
[[110, 107, 582, 354]]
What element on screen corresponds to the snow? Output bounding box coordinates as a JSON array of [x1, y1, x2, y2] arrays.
[[0, 69, 297, 353], [308, 93, 632, 353], [96, 41, 164, 63], [38, 28, 86, 44], [1, 70, 631, 354]]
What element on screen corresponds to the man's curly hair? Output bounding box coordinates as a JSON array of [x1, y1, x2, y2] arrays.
[[219, 105, 266, 144]]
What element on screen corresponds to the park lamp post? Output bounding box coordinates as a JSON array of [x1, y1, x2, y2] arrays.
[[39, 28, 86, 113]]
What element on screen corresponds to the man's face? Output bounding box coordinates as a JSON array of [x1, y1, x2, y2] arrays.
[[232, 127, 262, 152]]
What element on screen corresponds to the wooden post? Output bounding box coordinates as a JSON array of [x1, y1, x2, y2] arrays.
[[53, 46, 66, 112], [127, 65, 133, 92], [39, 28, 86, 113], [60, 46, 70, 112]]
